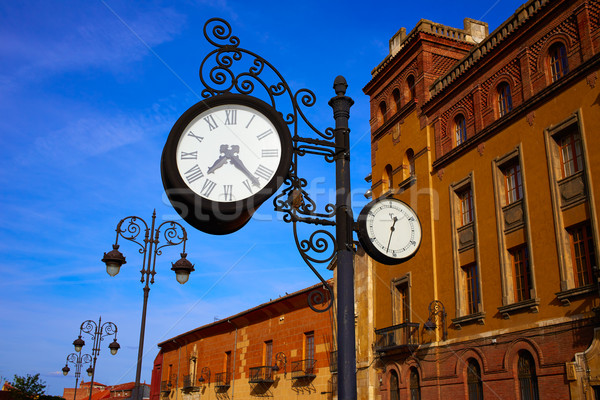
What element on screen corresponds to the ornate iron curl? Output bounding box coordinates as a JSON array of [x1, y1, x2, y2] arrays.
[[155, 221, 188, 253], [293, 223, 335, 313], [115, 216, 148, 254], [200, 18, 337, 143], [200, 18, 341, 314]]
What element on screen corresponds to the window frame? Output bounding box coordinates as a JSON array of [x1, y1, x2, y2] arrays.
[[466, 359, 484, 400], [558, 130, 583, 178], [549, 42, 569, 82], [497, 82, 513, 117], [510, 245, 532, 302], [455, 114, 467, 146], [503, 162, 523, 205], [568, 222, 596, 288]]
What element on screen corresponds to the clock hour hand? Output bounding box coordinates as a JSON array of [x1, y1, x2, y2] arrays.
[[229, 154, 260, 187], [207, 145, 230, 174]]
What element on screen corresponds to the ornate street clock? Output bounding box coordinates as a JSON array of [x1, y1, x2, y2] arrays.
[[161, 93, 293, 235], [357, 196, 422, 265]]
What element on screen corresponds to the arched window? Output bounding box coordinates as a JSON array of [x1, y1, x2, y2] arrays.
[[467, 359, 483, 400], [407, 75, 416, 101], [379, 101, 388, 123], [403, 149, 415, 179], [389, 370, 400, 400], [455, 114, 467, 145], [549, 42, 569, 82], [393, 88, 401, 112], [409, 368, 421, 400], [518, 351, 539, 400], [382, 164, 393, 192], [497, 82, 513, 117]]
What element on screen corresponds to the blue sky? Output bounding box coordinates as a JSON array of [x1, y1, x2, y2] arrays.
[[0, 0, 523, 395]]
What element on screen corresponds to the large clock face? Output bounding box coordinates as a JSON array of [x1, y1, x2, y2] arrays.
[[161, 93, 292, 235], [175, 103, 282, 203], [358, 197, 422, 265]]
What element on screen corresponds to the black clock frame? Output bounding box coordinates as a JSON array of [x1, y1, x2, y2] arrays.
[[161, 93, 293, 235], [357, 196, 422, 265]]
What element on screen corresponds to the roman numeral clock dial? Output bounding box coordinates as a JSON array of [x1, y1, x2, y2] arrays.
[[161, 94, 292, 235], [357, 197, 422, 265]]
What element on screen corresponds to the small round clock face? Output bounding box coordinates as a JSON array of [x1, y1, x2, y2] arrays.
[[358, 198, 421, 264], [175, 103, 282, 203]]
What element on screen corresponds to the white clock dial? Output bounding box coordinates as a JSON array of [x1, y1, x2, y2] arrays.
[[358, 197, 421, 264], [175, 104, 282, 203]]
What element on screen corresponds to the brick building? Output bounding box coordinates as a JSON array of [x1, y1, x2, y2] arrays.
[[361, 0, 600, 399], [149, 282, 336, 400], [62, 382, 149, 400]]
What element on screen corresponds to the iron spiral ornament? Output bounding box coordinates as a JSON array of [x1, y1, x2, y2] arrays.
[[199, 18, 345, 313]]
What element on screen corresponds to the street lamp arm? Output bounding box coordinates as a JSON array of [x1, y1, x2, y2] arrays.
[[115, 216, 149, 253], [154, 220, 188, 254]]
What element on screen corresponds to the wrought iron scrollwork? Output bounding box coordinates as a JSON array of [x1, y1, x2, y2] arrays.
[[200, 18, 341, 313]]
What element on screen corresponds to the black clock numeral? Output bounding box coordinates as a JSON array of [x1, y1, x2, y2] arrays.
[[256, 129, 273, 140], [254, 164, 273, 181], [184, 164, 204, 184], [187, 131, 204, 143], [242, 179, 253, 193], [200, 179, 217, 197], [225, 109, 237, 125], [261, 149, 279, 158], [180, 151, 198, 160], [223, 184, 233, 201], [203, 115, 218, 131]]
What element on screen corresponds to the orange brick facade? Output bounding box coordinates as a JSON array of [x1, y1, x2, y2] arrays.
[[362, 0, 600, 399], [150, 283, 336, 400]]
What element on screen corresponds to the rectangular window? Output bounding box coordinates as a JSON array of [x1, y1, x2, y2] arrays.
[[463, 263, 480, 315], [264, 341, 273, 366], [503, 163, 523, 204], [393, 281, 410, 324], [225, 351, 232, 377], [305, 332, 315, 360], [511, 245, 531, 302], [559, 132, 583, 178], [459, 188, 474, 226], [569, 222, 596, 287]]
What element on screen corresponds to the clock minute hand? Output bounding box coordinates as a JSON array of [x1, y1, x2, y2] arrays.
[[386, 216, 398, 253], [230, 155, 260, 186]]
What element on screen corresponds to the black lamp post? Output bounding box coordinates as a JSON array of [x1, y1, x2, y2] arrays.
[[72, 317, 119, 400], [62, 352, 93, 400], [102, 210, 194, 400]]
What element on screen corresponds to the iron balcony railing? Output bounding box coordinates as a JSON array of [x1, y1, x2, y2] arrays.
[[160, 381, 172, 392], [182, 374, 197, 390], [249, 366, 276, 383], [374, 322, 420, 352], [291, 359, 316, 380], [214, 372, 231, 388]]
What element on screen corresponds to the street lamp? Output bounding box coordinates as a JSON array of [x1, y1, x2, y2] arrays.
[[62, 352, 93, 400], [72, 317, 119, 400], [102, 210, 194, 400]]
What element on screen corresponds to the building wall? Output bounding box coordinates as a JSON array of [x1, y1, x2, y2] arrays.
[[362, 0, 600, 398], [152, 284, 336, 400]]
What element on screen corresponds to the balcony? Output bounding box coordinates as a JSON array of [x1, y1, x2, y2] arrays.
[[214, 372, 230, 390], [291, 359, 316, 380], [182, 374, 199, 392], [249, 366, 276, 384], [374, 322, 420, 353], [160, 381, 172, 393]]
